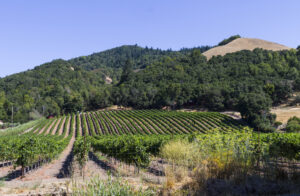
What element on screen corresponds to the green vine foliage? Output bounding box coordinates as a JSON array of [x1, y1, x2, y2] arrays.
[[0, 134, 70, 177], [73, 136, 92, 177], [91, 135, 185, 169]]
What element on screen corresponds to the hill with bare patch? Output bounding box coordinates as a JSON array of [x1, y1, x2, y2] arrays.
[[203, 38, 292, 59]]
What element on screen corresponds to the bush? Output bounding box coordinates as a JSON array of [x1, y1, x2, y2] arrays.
[[160, 139, 198, 167], [286, 116, 300, 132], [286, 121, 300, 132], [274, 121, 283, 127], [257, 123, 276, 133]]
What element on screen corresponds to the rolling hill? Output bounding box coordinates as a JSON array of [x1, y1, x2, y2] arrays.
[[203, 38, 292, 59], [0, 36, 299, 129]]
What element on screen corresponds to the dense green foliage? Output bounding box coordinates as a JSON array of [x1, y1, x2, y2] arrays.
[[91, 134, 183, 168], [90, 129, 300, 171], [112, 48, 300, 130], [74, 136, 91, 176], [218, 35, 241, 46], [260, 132, 300, 160], [286, 116, 300, 132], [1, 41, 300, 130], [195, 129, 300, 161], [0, 114, 74, 177], [0, 118, 42, 136], [0, 133, 70, 176]]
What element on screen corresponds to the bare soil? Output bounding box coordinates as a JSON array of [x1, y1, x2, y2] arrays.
[[44, 119, 57, 135], [58, 117, 66, 136], [51, 118, 62, 135]]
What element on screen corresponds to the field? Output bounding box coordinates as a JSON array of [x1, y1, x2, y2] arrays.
[[0, 110, 299, 195], [13, 110, 243, 138], [271, 106, 300, 123]]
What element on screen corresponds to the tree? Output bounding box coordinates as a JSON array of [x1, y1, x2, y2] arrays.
[[237, 92, 275, 131], [218, 35, 241, 46], [190, 49, 206, 65], [0, 92, 7, 120], [63, 93, 84, 113], [118, 59, 133, 85], [286, 116, 300, 132], [73, 136, 91, 179]]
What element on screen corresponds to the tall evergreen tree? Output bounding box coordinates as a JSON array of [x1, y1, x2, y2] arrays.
[[119, 59, 133, 85]]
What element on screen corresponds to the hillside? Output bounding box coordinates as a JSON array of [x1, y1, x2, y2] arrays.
[[203, 38, 291, 59], [0, 37, 299, 132]]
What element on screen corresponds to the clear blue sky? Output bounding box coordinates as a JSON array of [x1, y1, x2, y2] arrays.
[[0, 0, 299, 77]]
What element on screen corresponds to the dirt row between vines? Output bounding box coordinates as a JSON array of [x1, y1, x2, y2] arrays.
[[58, 117, 67, 136], [0, 117, 76, 195], [0, 114, 168, 195], [51, 118, 62, 135], [44, 119, 58, 135]]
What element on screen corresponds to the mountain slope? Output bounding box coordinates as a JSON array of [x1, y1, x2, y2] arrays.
[[203, 38, 291, 59]]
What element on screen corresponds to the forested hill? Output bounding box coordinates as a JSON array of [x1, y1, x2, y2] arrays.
[[0, 45, 209, 123], [69, 45, 184, 70], [0, 37, 299, 131]]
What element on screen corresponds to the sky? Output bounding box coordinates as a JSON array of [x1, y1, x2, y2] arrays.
[[0, 0, 299, 77]]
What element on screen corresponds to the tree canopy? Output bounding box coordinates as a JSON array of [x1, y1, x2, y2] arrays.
[[218, 35, 241, 46]]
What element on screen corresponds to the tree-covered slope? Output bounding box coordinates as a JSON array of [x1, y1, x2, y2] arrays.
[[69, 45, 184, 70], [0, 59, 105, 122], [0, 38, 299, 131]]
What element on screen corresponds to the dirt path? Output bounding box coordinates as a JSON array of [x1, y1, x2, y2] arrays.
[[71, 153, 109, 180], [0, 164, 15, 179], [65, 116, 71, 138], [51, 118, 62, 135], [45, 119, 58, 135], [58, 117, 66, 136], [33, 123, 45, 134], [5, 130, 75, 185], [78, 114, 83, 136], [22, 127, 34, 134], [38, 120, 53, 135]]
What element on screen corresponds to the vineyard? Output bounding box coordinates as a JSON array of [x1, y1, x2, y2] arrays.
[[0, 110, 299, 195], [0, 110, 243, 179], [81, 110, 245, 135], [23, 110, 244, 137]]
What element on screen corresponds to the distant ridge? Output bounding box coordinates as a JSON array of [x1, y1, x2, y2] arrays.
[[203, 38, 292, 59]]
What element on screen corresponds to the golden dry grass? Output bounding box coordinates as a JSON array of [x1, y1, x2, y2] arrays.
[[271, 107, 300, 123], [203, 38, 291, 59]]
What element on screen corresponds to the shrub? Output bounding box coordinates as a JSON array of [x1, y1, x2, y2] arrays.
[[286, 116, 300, 132], [160, 139, 198, 167], [274, 121, 283, 127]]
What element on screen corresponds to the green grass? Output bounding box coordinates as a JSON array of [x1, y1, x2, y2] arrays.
[[0, 118, 43, 137]]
